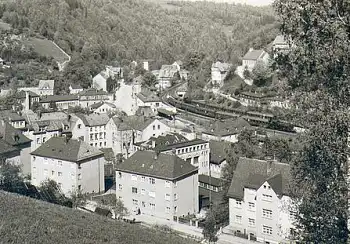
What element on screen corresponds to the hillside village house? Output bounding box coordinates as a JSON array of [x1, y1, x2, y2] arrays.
[[211, 61, 232, 88], [116, 150, 199, 219], [78, 88, 113, 108], [93, 65, 123, 92], [0, 138, 21, 165], [135, 90, 170, 114], [198, 174, 226, 210], [114, 79, 142, 115], [90, 101, 117, 114], [242, 48, 270, 71], [209, 140, 228, 179], [18, 80, 55, 96], [272, 35, 290, 57], [40, 95, 79, 110], [176, 82, 188, 99], [16, 91, 40, 111], [238, 91, 291, 110], [157, 64, 179, 90], [0, 120, 32, 175], [226, 157, 294, 243], [70, 113, 110, 148], [69, 84, 84, 94], [0, 110, 27, 130], [31, 137, 105, 196], [201, 118, 251, 143]]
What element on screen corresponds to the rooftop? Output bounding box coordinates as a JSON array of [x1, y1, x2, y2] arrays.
[[136, 133, 188, 150], [209, 140, 229, 164], [79, 88, 109, 96], [117, 150, 198, 180], [40, 94, 78, 103], [136, 90, 161, 103], [211, 61, 232, 72], [38, 80, 54, 90], [0, 110, 25, 122], [0, 138, 19, 155], [75, 113, 110, 127], [242, 49, 266, 61], [16, 90, 40, 98], [31, 137, 104, 162], [158, 65, 179, 79], [0, 120, 32, 146], [199, 175, 226, 187], [70, 84, 83, 89], [273, 35, 288, 45], [227, 157, 290, 200], [158, 138, 208, 152], [204, 118, 251, 136]]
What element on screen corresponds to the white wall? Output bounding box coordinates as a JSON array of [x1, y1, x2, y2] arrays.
[[114, 82, 142, 115]]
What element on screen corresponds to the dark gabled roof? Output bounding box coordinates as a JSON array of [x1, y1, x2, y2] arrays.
[[157, 108, 176, 116], [16, 90, 40, 98], [0, 138, 19, 155], [0, 120, 32, 146], [117, 150, 198, 180], [209, 140, 229, 165], [136, 90, 161, 103], [198, 175, 226, 187], [94, 207, 112, 217], [159, 139, 208, 152], [135, 106, 155, 117], [90, 101, 104, 109], [0, 110, 25, 122], [137, 133, 188, 151], [227, 157, 290, 200], [40, 95, 78, 103], [211, 61, 231, 72], [31, 137, 103, 162], [100, 148, 115, 162], [122, 116, 156, 131], [199, 187, 226, 205], [70, 84, 83, 89]]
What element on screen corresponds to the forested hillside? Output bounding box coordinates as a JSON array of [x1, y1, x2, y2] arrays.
[[0, 0, 278, 91]]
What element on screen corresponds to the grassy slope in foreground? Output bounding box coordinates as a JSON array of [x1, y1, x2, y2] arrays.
[[0, 191, 198, 244]]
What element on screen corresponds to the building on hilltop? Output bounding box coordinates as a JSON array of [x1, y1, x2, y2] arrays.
[[272, 35, 291, 57], [211, 61, 232, 88], [31, 137, 105, 196], [116, 150, 198, 219], [242, 48, 270, 71], [225, 157, 295, 243], [38, 80, 55, 96], [93, 66, 123, 92]]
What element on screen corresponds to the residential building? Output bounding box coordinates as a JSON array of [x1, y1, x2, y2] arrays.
[[16, 91, 40, 111], [0, 138, 21, 165], [135, 90, 168, 113], [226, 157, 294, 243], [0, 120, 32, 175], [201, 118, 251, 143], [199, 175, 226, 210], [211, 61, 232, 88], [69, 84, 84, 94], [40, 95, 79, 110], [114, 79, 142, 115], [90, 101, 117, 114], [93, 66, 123, 92], [272, 35, 290, 57], [176, 82, 188, 99], [157, 64, 180, 90], [31, 137, 105, 196], [70, 113, 110, 148], [0, 110, 27, 130], [242, 48, 270, 71], [135, 106, 155, 117], [116, 150, 198, 219], [209, 140, 228, 178], [38, 80, 55, 96], [78, 88, 113, 108]]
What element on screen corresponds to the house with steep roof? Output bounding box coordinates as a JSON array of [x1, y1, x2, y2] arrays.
[[209, 140, 229, 178], [70, 113, 110, 149], [272, 35, 290, 57], [242, 48, 270, 71], [201, 118, 251, 143], [0, 120, 32, 175], [31, 137, 105, 196], [90, 101, 117, 114], [69, 84, 84, 94], [226, 157, 294, 243], [93, 66, 123, 92], [116, 150, 198, 219], [0, 110, 27, 130], [211, 61, 232, 88], [135, 89, 169, 113], [38, 80, 55, 96]]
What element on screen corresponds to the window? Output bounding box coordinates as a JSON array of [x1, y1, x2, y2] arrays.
[[58, 172, 62, 177], [248, 202, 255, 210], [289, 211, 297, 221], [235, 200, 242, 208], [58, 183, 62, 188], [174, 193, 178, 200], [132, 199, 138, 205], [33, 156, 36, 161], [131, 175, 137, 181], [155, 102, 159, 107], [78, 185, 81, 191], [263, 226, 273, 235], [165, 194, 170, 201], [58, 161, 63, 166], [165, 181, 171, 188], [235, 215, 242, 224], [132, 187, 138, 194], [149, 178, 155, 184], [141, 189, 145, 195], [119, 184, 122, 190], [51, 170, 55, 176], [141, 176, 145, 182], [166, 206, 171, 213], [150, 203, 156, 210], [118, 172, 122, 178], [248, 218, 255, 227], [149, 191, 155, 198], [142, 201, 146, 207], [153, 125, 155, 130], [174, 206, 177, 213], [44, 169, 48, 176], [90, 128, 93, 132], [78, 124, 81, 129], [42, 137, 46, 143], [78, 174, 82, 180], [262, 209, 272, 219], [262, 194, 272, 201], [157, 125, 160, 130]]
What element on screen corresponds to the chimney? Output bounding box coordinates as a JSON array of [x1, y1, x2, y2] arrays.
[[24, 91, 30, 111]]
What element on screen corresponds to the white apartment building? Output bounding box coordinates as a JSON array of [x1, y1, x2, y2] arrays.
[[211, 61, 232, 88], [31, 137, 105, 196], [70, 113, 110, 148], [242, 48, 270, 71], [116, 150, 198, 220], [226, 157, 294, 243]]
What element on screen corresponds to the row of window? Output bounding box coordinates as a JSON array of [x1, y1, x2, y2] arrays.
[[129, 187, 178, 201], [235, 216, 272, 235], [176, 144, 208, 155], [125, 174, 174, 187], [199, 182, 222, 192], [89, 132, 106, 141], [88, 125, 106, 131], [90, 142, 107, 147], [152, 124, 161, 130], [130, 199, 178, 213]]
